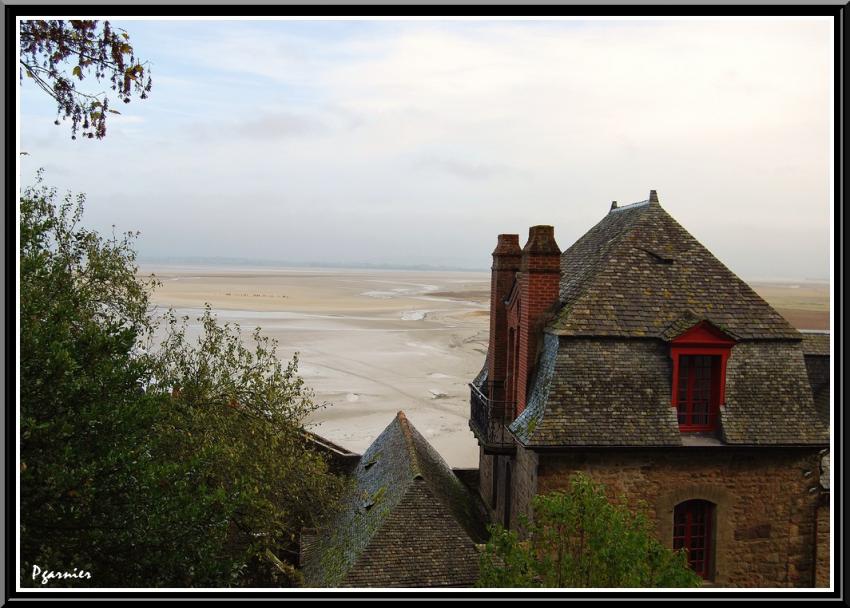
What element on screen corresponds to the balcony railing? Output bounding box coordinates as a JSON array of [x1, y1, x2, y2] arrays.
[[469, 381, 516, 452]]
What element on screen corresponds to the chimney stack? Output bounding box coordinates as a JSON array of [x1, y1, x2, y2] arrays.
[[649, 189, 659, 203], [486, 234, 521, 403], [514, 226, 561, 415]]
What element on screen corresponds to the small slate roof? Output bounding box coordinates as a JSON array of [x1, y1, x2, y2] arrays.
[[304, 430, 362, 475], [549, 198, 800, 340], [801, 332, 831, 356], [301, 412, 486, 588]]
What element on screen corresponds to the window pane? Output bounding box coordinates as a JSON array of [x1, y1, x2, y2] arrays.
[[678, 354, 720, 428], [673, 500, 714, 579]]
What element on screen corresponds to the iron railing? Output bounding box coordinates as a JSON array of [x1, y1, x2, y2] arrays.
[[469, 381, 516, 451]]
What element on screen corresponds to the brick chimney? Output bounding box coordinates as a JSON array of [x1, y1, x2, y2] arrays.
[[486, 234, 521, 403], [515, 225, 561, 415]]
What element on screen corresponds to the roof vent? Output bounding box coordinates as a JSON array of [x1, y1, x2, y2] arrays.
[[637, 247, 674, 264]]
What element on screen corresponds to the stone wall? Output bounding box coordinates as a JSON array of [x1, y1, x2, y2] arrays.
[[509, 445, 538, 533], [533, 447, 824, 587], [478, 448, 496, 514], [815, 495, 830, 588]]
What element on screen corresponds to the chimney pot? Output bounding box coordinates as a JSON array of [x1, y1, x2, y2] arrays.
[[492, 233, 521, 256], [522, 225, 561, 256]]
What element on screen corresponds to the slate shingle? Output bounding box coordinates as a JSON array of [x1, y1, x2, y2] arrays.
[[511, 334, 682, 446]]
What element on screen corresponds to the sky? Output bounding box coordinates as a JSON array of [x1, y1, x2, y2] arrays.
[[19, 17, 833, 279]]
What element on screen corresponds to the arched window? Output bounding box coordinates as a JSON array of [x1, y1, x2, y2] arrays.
[[673, 499, 715, 579]]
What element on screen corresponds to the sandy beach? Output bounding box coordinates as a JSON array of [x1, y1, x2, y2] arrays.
[[749, 281, 830, 331], [140, 265, 830, 468], [141, 265, 491, 467]]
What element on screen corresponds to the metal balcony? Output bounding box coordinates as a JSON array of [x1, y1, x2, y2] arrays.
[[469, 381, 516, 454]]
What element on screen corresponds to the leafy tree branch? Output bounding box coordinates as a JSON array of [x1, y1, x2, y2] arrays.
[[20, 20, 152, 139]]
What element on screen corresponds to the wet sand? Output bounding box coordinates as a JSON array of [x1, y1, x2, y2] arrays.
[[141, 265, 491, 467], [749, 281, 830, 330], [140, 265, 830, 468]]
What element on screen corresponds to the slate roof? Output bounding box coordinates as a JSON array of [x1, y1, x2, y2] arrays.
[[800, 331, 831, 426], [304, 430, 362, 475], [508, 195, 828, 447], [801, 331, 831, 356], [549, 197, 801, 340], [511, 336, 828, 446], [511, 334, 682, 446], [301, 412, 486, 587]]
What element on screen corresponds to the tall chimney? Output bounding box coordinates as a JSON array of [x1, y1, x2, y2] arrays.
[[486, 234, 521, 403], [514, 226, 561, 415]]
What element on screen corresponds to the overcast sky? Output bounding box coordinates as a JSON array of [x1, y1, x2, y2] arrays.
[[19, 17, 833, 279]]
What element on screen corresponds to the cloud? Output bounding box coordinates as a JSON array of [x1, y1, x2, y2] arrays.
[[19, 18, 833, 278], [415, 156, 525, 181], [185, 111, 328, 143]]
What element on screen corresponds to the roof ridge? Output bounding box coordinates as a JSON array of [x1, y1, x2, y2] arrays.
[[395, 411, 424, 480], [609, 198, 650, 213]]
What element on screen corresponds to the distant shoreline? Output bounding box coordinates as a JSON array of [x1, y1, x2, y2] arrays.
[[137, 257, 489, 274], [137, 257, 829, 284]]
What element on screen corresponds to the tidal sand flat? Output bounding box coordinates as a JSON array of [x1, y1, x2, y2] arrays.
[[749, 280, 830, 330], [140, 265, 490, 467], [140, 265, 829, 468]]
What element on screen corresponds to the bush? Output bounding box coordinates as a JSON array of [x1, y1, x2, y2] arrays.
[[477, 473, 702, 588], [20, 175, 347, 587]]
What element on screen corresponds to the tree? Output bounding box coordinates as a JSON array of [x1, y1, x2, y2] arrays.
[[20, 175, 346, 587], [19, 20, 152, 139], [477, 473, 702, 588]]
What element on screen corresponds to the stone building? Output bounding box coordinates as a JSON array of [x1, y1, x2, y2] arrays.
[[469, 191, 831, 587]]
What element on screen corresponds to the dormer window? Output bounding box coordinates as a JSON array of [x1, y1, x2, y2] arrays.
[[676, 355, 721, 429], [669, 321, 736, 432]]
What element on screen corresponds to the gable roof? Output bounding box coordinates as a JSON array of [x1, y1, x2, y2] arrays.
[[301, 412, 485, 587], [549, 197, 800, 340]]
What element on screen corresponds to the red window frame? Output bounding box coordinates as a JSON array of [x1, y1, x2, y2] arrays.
[[673, 500, 715, 579], [670, 322, 735, 432]]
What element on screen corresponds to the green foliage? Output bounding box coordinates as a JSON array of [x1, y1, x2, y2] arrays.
[[477, 473, 702, 588], [20, 175, 346, 587], [19, 20, 152, 139]]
